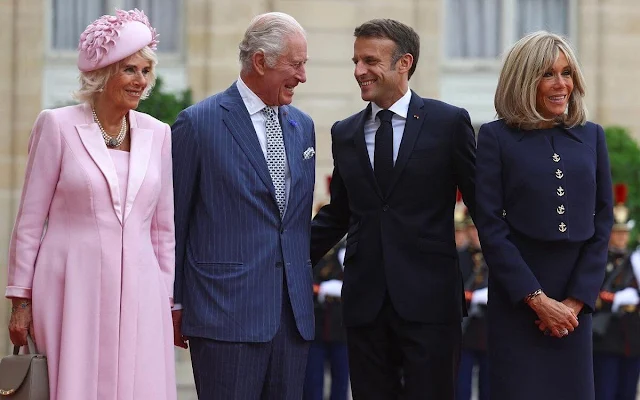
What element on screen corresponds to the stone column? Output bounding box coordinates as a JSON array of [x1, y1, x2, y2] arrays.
[[578, 0, 640, 140], [185, 0, 270, 101], [0, 0, 45, 352]]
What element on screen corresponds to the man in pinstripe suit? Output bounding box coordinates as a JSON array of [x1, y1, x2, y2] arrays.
[[171, 12, 316, 399]]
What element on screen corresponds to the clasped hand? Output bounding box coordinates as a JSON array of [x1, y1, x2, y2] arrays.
[[528, 293, 581, 338]]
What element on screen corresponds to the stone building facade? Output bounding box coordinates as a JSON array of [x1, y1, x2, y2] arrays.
[[1, 0, 639, 397]]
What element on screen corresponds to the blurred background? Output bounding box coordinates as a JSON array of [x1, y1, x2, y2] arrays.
[[1, 1, 640, 398]]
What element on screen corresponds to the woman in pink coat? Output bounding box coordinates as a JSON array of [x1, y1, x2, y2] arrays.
[[6, 9, 176, 400]]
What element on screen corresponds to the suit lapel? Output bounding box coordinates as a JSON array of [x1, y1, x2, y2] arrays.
[[280, 106, 300, 222], [352, 104, 383, 199], [386, 92, 426, 196], [221, 83, 279, 206], [75, 103, 123, 224], [124, 111, 153, 221]]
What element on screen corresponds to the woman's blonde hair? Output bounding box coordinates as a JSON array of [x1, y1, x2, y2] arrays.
[[495, 31, 587, 129], [74, 46, 158, 105]]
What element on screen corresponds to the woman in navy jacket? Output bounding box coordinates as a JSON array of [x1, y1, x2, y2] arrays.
[[475, 31, 613, 400]]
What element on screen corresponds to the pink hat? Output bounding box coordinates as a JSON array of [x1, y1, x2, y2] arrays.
[[77, 9, 159, 72]]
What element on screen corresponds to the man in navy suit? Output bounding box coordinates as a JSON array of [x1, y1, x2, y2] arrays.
[[171, 12, 316, 399], [311, 19, 476, 399]]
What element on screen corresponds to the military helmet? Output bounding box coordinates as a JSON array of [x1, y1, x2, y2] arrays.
[[612, 183, 633, 232]]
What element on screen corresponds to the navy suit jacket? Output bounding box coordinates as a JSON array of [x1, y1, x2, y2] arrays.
[[311, 92, 476, 326], [172, 82, 316, 341], [475, 120, 613, 312]]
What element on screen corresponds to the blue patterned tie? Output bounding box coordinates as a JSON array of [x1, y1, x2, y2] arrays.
[[262, 107, 286, 217]]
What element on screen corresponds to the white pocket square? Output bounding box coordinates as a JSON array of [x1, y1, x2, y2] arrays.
[[303, 147, 315, 160]]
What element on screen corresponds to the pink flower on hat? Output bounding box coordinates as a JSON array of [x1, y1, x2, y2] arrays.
[[78, 8, 159, 69]]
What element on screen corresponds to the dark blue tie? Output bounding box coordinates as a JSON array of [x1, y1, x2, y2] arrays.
[[374, 109, 394, 193]]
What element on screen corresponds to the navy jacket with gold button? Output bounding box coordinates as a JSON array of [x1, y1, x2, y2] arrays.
[[476, 119, 613, 312]]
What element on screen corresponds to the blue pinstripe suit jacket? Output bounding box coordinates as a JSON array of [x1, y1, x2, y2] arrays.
[[172, 82, 316, 342]]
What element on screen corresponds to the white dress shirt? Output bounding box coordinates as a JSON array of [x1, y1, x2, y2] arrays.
[[236, 76, 292, 208], [364, 88, 412, 167]]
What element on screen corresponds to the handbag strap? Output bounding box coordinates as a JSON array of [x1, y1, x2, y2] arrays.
[[12, 334, 37, 356]]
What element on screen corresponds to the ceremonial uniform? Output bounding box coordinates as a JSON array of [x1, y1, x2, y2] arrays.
[[457, 217, 489, 400], [593, 184, 640, 400], [303, 241, 349, 400]]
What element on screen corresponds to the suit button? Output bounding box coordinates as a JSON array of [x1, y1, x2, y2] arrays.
[[382, 204, 389, 212], [559, 222, 567, 233], [280, 228, 286, 234], [557, 205, 565, 215], [556, 186, 565, 197], [555, 169, 563, 179], [275, 261, 283, 268]]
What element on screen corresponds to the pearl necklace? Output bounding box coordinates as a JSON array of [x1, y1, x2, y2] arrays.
[[92, 108, 127, 148]]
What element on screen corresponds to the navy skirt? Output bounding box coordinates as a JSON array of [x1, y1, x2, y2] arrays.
[[488, 233, 594, 400]]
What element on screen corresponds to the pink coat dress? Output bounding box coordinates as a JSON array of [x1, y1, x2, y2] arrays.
[[6, 103, 177, 400]]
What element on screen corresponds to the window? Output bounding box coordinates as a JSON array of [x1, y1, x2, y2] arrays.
[[517, 0, 568, 39], [446, 0, 503, 59], [51, 0, 180, 52], [51, 0, 106, 50], [446, 0, 570, 60], [123, 0, 180, 52]]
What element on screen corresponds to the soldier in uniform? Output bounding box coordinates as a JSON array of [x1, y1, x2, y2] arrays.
[[457, 214, 489, 400], [304, 204, 349, 400], [593, 183, 640, 400]]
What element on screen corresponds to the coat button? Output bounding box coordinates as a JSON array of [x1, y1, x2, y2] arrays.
[[555, 169, 563, 179], [275, 261, 283, 268], [556, 186, 565, 197], [382, 204, 389, 212], [557, 205, 565, 215], [502, 209, 507, 218], [552, 153, 561, 162], [559, 222, 567, 232]]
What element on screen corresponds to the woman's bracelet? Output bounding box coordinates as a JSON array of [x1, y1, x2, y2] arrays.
[[525, 289, 543, 304], [10, 300, 31, 313]]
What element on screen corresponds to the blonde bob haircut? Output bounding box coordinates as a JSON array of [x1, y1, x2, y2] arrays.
[[74, 46, 158, 105], [495, 31, 587, 129]]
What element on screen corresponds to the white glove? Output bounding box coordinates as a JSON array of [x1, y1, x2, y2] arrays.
[[317, 279, 343, 304], [470, 287, 488, 306], [612, 287, 640, 312]]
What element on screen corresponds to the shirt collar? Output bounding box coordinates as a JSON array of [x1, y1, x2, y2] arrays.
[[370, 88, 412, 121], [236, 76, 278, 116]]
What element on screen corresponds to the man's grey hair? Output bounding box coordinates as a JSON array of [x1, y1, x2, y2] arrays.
[[238, 12, 306, 72]]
